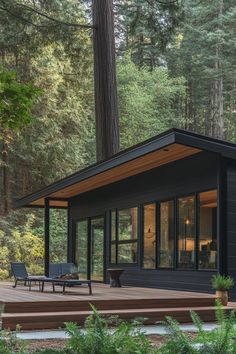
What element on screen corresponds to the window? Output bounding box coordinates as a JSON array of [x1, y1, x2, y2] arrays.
[[177, 195, 196, 269], [91, 217, 104, 281], [110, 189, 218, 271], [143, 203, 156, 269], [76, 216, 105, 282], [199, 190, 217, 270], [159, 200, 174, 268], [111, 207, 138, 264], [76, 220, 88, 279]]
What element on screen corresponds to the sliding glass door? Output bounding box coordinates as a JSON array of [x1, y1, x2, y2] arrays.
[[76, 220, 88, 279], [76, 216, 104, 281], [91, 217, 104, 281]]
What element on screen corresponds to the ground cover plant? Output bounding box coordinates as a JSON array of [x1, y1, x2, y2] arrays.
[[0, 305, 158, 354], [1, 303, 236, 353], [157, 302, 236, 354]]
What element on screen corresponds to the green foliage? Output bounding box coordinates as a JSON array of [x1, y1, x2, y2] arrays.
[[65, 304, 157, 354], [167, 0, 236, 139], [115, 0, 182, 67], [0, 67, 41, 131], [0, 212, 44, 278], [212, 274, 234, 291], [118, 56, 185, 148], [157, 302, 236, 354], [0, 329, 28, 354]]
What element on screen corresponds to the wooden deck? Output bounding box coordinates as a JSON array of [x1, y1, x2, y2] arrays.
[[0, 282, 233, 330]]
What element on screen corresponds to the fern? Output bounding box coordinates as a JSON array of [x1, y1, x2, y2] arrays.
[[158, 303, 236, 354]]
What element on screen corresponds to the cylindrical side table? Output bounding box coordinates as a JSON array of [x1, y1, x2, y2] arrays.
[[107, 269, 124, 287]]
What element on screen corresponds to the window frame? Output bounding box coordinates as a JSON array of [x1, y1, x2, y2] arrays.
[[75, 214, 105, 282], [176, 194, 197, 270], [109, 188, 218, 273], [158, 198, 175, 270], [141, 201, 158, 270], [110, 207, 139, 265], [197, 189, 218, 271]]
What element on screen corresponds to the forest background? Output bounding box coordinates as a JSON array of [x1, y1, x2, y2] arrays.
[[0, 0, 235, 277]]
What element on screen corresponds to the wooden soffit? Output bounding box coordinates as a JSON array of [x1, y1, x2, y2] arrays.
[[30, 143, 201, 207]]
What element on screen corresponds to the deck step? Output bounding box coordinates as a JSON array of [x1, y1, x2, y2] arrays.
[[3, 297, 216, 313], [2, 306, 233, 330]]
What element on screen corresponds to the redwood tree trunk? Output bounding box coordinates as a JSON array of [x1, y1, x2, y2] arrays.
[[93, 0, 120, 161]]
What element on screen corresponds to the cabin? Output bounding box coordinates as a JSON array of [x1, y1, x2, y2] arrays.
[[15, 128, 236, 297]]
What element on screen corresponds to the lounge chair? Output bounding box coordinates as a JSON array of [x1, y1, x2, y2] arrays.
[[47, 263, 92, 294], [10, 262, 45, 289], [49, 263, 78, 279]]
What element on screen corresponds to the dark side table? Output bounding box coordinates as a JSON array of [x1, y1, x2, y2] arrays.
[[107, 268, 124, 287]]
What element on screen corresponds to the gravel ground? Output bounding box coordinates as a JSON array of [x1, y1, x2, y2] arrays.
[[26, 333, 197, 351], [27, 339, 67, 351]]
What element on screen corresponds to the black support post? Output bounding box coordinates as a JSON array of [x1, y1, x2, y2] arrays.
[[44, 198, 50, 277], [67, 202, 73, 263]]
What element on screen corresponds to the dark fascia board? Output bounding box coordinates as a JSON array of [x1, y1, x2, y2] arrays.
[[174, 129, 236, 159], [14, 129, 176, 208], [14, 128, 236, 208]]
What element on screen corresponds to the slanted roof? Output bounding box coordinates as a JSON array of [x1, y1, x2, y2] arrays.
[[15, 128, 236, 208]]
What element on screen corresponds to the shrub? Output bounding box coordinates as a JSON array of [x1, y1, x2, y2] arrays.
[[0, 329, 28, 354], [157, 302, 236, 354], [212, 274, 234, 291], [65, 304, 157, 354]]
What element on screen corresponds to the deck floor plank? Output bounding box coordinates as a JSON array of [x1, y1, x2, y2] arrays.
[[0, 281, 232, 330]]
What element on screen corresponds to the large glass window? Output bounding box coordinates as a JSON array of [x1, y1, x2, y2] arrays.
[[111, 207, 138, 264], [143, 204, 156, 269], [199, 190, 217, 270], [177, 195, 196, 268], [91, 217, 104, 281], [110, 189, 218, 271], [159, 200, 175, 268], [76, 220, 88, 279]]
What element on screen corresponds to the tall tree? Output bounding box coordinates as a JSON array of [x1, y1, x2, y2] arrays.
[[115, 0, 182, 69], [167, 0, 236, 139], [93, 0, 120, 161]]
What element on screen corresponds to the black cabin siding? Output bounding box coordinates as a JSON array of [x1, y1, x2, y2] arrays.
[[226, 159, 236, 297], [118, 268, 215, 293], [70, 151, 218, 293]]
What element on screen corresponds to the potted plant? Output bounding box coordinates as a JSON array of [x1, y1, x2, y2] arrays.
[[212, 274, 234, 306]]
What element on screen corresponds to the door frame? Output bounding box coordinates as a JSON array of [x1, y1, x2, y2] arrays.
[[74, 214, 105, 282]]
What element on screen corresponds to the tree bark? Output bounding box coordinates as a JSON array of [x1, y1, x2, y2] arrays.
[[93, 0, 120, 161]]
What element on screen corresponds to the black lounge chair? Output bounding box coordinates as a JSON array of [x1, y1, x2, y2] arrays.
[[47, 263, 92, 295], [10, 262, 45, 289], [11, 262, 92, 295], [49, 263, 78, 279]]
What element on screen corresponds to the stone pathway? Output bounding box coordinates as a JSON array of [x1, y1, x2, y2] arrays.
[[16, 323, 219, 340]]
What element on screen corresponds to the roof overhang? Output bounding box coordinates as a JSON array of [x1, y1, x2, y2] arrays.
[[15, 128, 236, 208]]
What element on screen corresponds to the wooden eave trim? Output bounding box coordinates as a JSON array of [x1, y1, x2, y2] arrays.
[[14, 131, 176, 208]]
